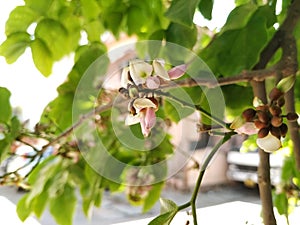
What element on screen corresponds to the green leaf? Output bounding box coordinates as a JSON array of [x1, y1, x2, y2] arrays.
[[0, 87, 12, 123], [274, 192, 288, 216], [16, 194, 32, 221], [160, 198, 178, 214], [198, 0, 213, 20], [30, 38, 53, 76], [148, 211, 177, 225], [127, 6, 149, 35], [35, 19, 69, 60], [32, 189, 49, 218], [5, 6, 38, 36], [277, 75, 296, 93], [166, 23, 197, 49], [143, 182, 165, 212], [84, 20, 104, 42], [281, 156, 295, 182], [46, 93, 73, 131], [221, 3, 257, 33], [49, 184, 77, 225], [26, 156, 62, 203], [148, 198, 178, 225], [0, 32, 31, 64], [165, 0, 199, 27], [80, 0, 101, 20], [24, 0, 54, 15], [222, 84, 253, 117], [201, 13, 269, 76], [10, 116, 21, 139]]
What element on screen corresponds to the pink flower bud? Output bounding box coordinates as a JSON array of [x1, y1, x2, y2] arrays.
[[168, 64, 187, 79], [146, 76, 160, 89]]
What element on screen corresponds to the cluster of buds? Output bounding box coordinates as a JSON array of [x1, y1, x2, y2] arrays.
[[119, 59, 186, 137], [232, 76, 298, 153]]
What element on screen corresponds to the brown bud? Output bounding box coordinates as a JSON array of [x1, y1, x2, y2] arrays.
[[256, 105, 269, 112], [269, 105, 282, 116], [279, 123, 288, 137], [257, 111, 270, 123], [258, 127, 269, 138], [270, 126, 281, 139], [271, 116, 283, 127], [277, 97, 285, 107], [242, 108, 256, 122], [254, 120, 268, 129], [286, 112, 299, 122], [269, 87, 283, 101]]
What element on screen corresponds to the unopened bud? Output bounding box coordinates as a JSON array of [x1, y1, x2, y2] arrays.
[[271, 116, 283, 127], [257, 111, 270, 123], [279, 123, 288, 137], [286, 112, 299, 122], [269, 87, 283, 101], [254, 120, 268, 129], [256, 105, 269, 112], [258, 127, 269, 138], [242, 108, 256, 122], [269, 105, 282, 116], [270, 126, 281, 139]]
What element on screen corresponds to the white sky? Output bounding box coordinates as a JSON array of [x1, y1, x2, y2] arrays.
[[0, 0, 235, 129]]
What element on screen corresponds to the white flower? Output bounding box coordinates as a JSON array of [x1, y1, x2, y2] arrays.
[[152, 59, 170, 80], [129, 59, 153, 85], [121, 66, 130, 88], [256, 133, 282, 153]]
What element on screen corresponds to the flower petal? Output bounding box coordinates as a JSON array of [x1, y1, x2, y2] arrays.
[[133, 98, 157, 111], [144, 107, 156, 130], [129, 60, 153, 85], [140, 115, 151, 137], [153, 59, 170, 80], [121, 66, 130, 88], [139, 108, 156, 137], [125, 114, 140, 126], [168, 64, 187, 79], [236, 122, 258, 135], [256, 133, 282, 153], [146, 76, 160, 89]]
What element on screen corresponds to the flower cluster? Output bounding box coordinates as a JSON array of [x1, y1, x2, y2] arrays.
[[119, 59, 186, 137], [232, 78, 298, 153]]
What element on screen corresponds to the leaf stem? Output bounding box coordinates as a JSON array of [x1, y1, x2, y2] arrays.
[[176, 132, 235, 224]]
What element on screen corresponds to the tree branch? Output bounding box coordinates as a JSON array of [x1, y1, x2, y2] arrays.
[[251, 80, 277, 225]]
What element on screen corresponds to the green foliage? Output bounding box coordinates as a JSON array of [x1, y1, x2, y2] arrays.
[[0, 87, 12, 123], [198, 0, 213, 20], [165, 0, 199, 27], [143, 182, 165, 212], [166, 23, 197, 49], [30, 38, 53, 77], [222, 84, 254, 118], [0, 88, 21, 162], [200, 4, 276, 76], [5, 6, 38, 36], [0, 32, 31, 64], [148, 198, 178, 225]]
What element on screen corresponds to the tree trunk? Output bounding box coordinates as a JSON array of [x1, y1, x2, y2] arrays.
[[251, 80, 277, 225]]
